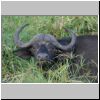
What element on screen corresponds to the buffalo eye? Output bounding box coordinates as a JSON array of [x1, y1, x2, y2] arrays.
[[46, 43, 56, 52]]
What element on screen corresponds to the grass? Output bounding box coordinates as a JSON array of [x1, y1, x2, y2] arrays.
[[2, 16, 98, 83]]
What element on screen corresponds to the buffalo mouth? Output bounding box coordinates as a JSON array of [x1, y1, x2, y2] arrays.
[[36, 60, 54, 70], [37, 59, 53, 65]]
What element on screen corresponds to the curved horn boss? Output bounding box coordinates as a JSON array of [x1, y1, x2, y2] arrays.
[[14, 24, 77, 50]]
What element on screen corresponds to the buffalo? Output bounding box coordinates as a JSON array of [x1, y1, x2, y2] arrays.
[[13, 24, 98, 81]]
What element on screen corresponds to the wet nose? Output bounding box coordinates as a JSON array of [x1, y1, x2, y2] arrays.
[[37, 53, 49, 60]]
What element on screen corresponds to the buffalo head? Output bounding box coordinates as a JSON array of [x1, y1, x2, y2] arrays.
[[14, 24, 77, 65]]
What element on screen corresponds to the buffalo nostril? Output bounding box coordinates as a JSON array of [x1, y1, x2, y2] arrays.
[[45, 55, 49, 59], [37, 55, 41, 59], [37, 54, 40, 58]]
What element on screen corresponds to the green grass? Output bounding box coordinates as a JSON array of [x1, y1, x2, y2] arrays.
[[2, 16, 98, 83]]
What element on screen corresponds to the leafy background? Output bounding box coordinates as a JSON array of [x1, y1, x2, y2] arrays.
[[2, 16, 98, 83]]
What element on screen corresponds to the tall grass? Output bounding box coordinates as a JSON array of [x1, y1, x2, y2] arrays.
[[2, 16, 98, 83]]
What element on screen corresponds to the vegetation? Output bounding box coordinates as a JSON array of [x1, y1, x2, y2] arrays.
[[2, 16, 98, 83]]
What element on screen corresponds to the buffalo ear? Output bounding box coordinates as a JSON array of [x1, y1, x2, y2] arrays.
[[13, 48, 32, 59]]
